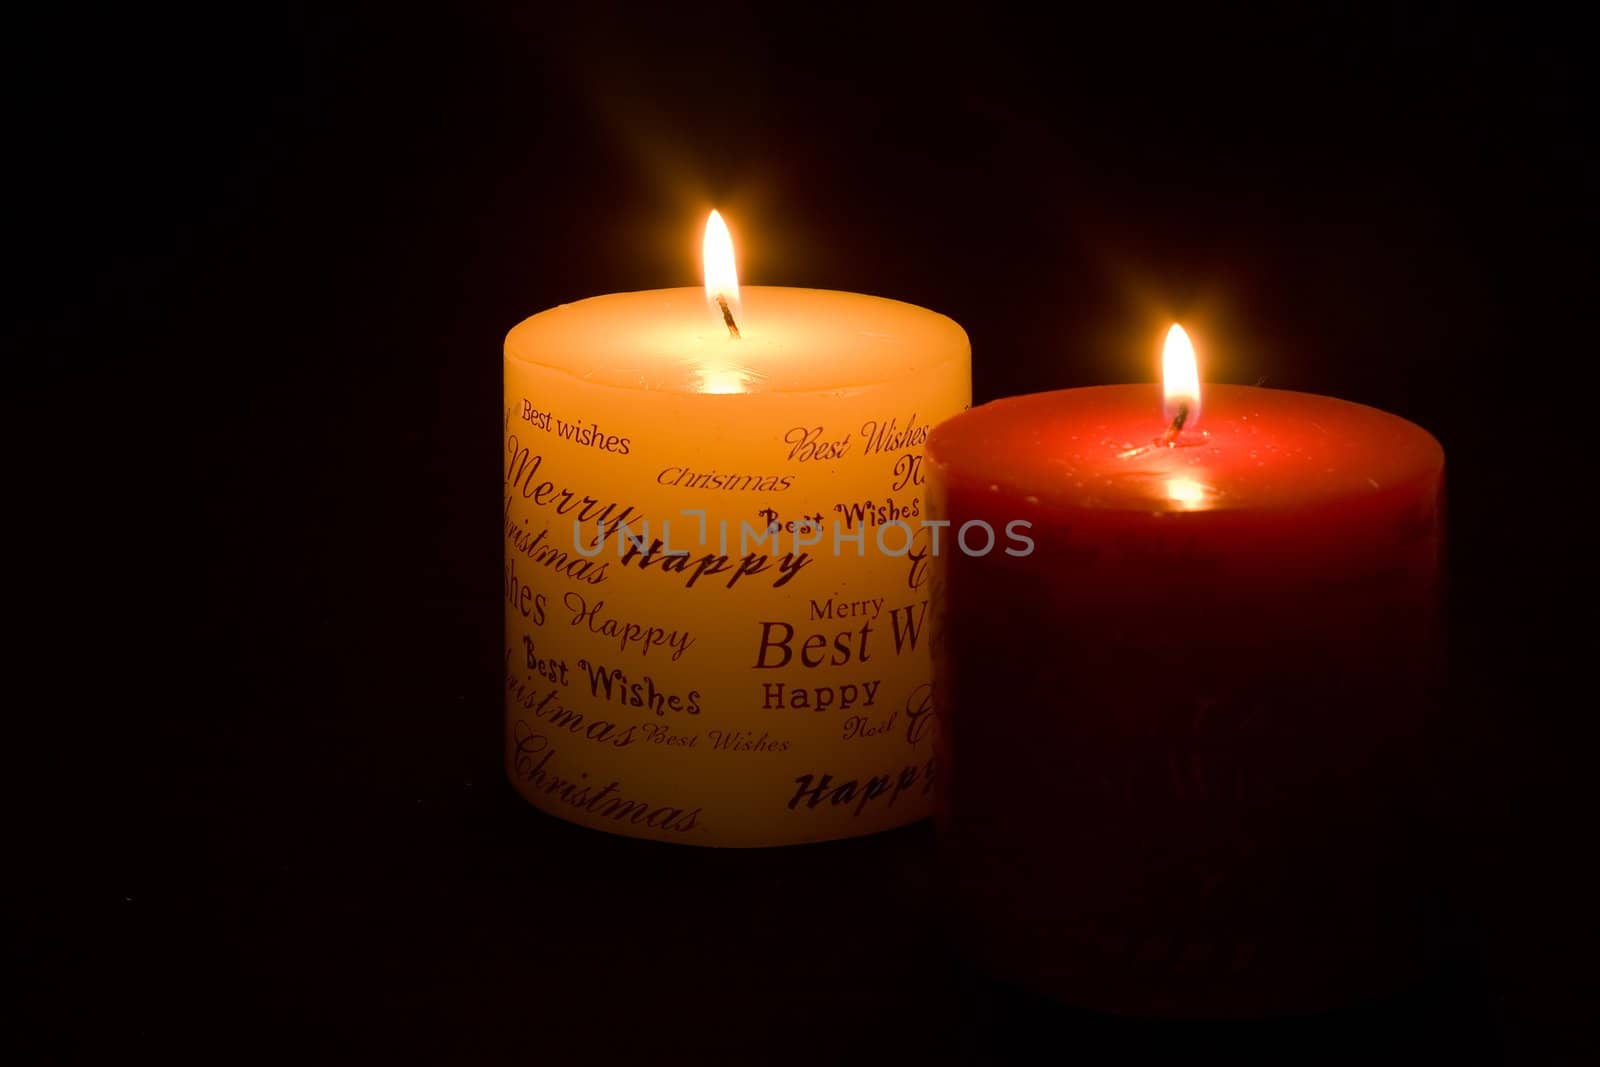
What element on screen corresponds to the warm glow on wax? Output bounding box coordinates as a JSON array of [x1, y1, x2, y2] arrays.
[[1163, 323, 1201, 426], [698, 367, 751, 394], [1165, 476, 1210, 508]]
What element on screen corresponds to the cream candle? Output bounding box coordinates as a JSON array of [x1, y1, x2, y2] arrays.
[[503, 213, 970, 846]]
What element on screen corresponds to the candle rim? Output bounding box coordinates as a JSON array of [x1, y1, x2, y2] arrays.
[[506, 285, 971, 396], [927, 383, 1444, 515]]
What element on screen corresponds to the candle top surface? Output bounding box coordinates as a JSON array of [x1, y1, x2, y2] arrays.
[[505, 286, 968, 395], [927, 384, 1443, 513]]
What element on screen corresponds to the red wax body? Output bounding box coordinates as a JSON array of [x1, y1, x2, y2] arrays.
[[926, 384, 1445, 1017]]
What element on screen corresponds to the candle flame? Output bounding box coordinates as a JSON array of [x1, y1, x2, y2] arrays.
[[702, 210, 741, 325], [1162, 323, 1201, 427]]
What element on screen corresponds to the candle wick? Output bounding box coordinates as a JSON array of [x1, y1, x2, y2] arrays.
[[716, 294, 741, 339], [1159, 401, 1190, 447]]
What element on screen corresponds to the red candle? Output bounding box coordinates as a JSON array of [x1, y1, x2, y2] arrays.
[[926, 326, 1445, 1017]]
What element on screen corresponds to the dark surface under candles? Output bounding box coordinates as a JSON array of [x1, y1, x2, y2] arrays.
[[40, 5, 1587, 1063]]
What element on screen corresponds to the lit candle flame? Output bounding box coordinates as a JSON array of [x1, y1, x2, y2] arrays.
[[702, 210, 741, 330], [1162, 323, 1200, 428]]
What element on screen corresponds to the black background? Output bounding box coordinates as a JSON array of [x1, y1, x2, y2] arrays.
[[39, 3, 1587, 1062]]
